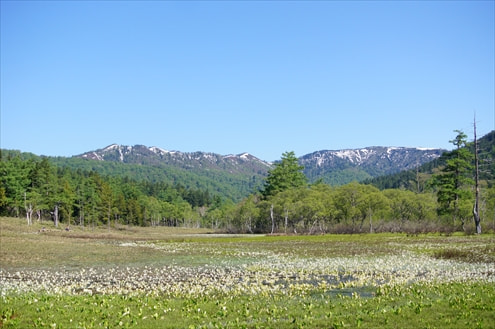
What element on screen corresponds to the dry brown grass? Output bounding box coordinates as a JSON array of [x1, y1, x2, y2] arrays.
[[0, 217, 215, 269], [2, 216, 495, 271]]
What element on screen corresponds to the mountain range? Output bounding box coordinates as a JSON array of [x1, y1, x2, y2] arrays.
[[299, 146, 445, 185], [78, 144, 272, 175], [9, 130, 495, 201], [4, 131, 494, 203], [71, 144, 445, 198]]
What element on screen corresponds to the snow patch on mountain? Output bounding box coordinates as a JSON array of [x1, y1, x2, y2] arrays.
[[416, 147, 441, 151], [330, 148, 375, 165], [149, 146, 169, 155], [103, 144, 120, 152], [81, 152, 104, 161], [387, 147, 401, 154], [299, 146, 445, 182]]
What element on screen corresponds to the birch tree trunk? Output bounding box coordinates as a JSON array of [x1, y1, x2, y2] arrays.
[[27, 204, 33, 226], [284, 208, 288, 234], [53, 204, 59, 227], [24, 192, 32, 225]]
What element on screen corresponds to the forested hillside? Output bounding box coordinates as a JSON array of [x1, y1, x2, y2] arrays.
[[52, 156, 264, 203], [365, 130, 495, 191], [59, 144, 271, 202], [72, 144, 445, 190], [237, 131, 494, 234], [0, 150, 221, 228], [2, 130, 494, 234]]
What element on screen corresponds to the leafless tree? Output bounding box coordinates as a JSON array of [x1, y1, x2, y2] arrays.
[[473, 119, 481, 234]]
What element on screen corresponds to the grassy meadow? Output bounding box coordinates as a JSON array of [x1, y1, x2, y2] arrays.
[[1, 217, 494, 328]]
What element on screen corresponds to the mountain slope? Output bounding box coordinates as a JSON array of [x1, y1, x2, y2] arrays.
[[299, 147, 445, 185], [3, 143, 450, 201], [364, 130, 495, 190], [49, 145, 272, 202], [67, 144, 447, 196], [79, 144, 271, 175]]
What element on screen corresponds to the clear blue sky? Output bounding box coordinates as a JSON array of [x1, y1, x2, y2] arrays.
[[1, 1, 494, 161]]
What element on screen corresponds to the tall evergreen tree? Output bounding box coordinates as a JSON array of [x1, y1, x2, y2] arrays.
[[433, 130, 474, 228], [262, 151, 307, 197]]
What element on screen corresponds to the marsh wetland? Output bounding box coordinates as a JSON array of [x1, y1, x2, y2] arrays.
[[1, 217, 494, 328]]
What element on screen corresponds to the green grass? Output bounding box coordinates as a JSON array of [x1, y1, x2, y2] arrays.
[[2, 283, 494, 328], [1, 217, 494, 328]]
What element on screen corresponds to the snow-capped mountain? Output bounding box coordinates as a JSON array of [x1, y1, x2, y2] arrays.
[[78, 144, 272, 175], [77, 144, 445, 187], [299, 146, 445, 185]]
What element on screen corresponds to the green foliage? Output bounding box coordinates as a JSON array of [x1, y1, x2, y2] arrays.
[[51, 152, 267, 203], [433, 130, 474, 226], [0, 151, 226, 228], [363, 159, 442, 191], [303, 161, 373, 185], [383, 189, 437, 222], [367, 130, 495, 191], [472, 130, 495, 186], [231, 181, 467, 234], [2, 130, 494, 233], [262, 151, 307, 197], [2, 282, 493, 329]]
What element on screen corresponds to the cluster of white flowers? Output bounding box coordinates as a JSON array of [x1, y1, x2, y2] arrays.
[[1, 241, 493, 298], [244, 252, 494, 286]]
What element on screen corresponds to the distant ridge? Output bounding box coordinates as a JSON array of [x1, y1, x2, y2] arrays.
[[6, 132, 493, 201], [77, 144, 272, 175], [364, 130, 495, 190], [76, 144, 445, 187], [299, 146, 445, 185]]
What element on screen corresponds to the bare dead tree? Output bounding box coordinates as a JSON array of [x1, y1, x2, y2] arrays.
[[473, 118, 481, 234]]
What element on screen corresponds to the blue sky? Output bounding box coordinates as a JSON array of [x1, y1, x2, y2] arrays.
[[1, 1, 494, 161]]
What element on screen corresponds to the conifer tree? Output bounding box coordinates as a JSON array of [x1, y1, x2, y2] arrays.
[[433, 130, 474, 229], [262, 151, 307, 198]]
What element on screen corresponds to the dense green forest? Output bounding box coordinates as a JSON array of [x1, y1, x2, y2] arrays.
[[1, 130, 494, 233], [51, 155, 265, 202], [0, 151, 219, 228]]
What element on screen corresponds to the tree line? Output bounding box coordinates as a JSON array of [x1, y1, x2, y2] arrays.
[[1, 130, 494, 233], [227, 144, 493, 234], [0, 152, 218, 228]]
